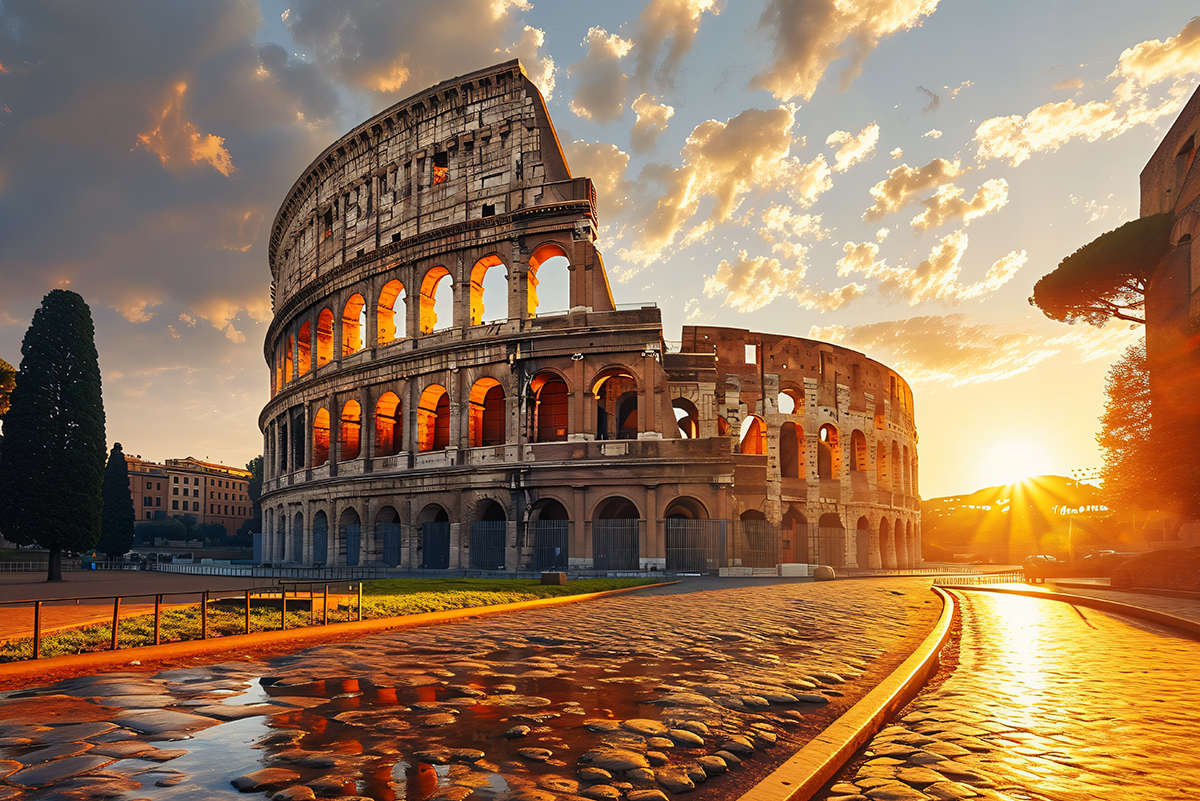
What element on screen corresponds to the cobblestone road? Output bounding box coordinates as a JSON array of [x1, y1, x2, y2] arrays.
[[0, 578, 938, 800], [824, 589, 1200, 801]]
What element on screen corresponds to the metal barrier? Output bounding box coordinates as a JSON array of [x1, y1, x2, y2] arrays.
[[933, 571, 1025, 586], [468, 521, 506, 571], [593, 520, 640, 571], [734, 520, 778, 568], [666, 519, 726, 573], [421, 522, 451, 569], [153, 563, 388, 579], [530, 520, 569, 572]]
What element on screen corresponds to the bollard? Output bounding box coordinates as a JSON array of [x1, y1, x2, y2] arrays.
[[154, 595, 162, 646], [245, 589, 251, 635], [111, 597, 121, 651], [281, 588, 287, 631], [323, 585, 329, 626], [202, 591, 209, 640], [357, 582, 363, 622], [33, 601, 42, 660]]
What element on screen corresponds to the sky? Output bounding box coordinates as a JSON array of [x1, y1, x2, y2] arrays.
[[1, 1, 1197, 498]]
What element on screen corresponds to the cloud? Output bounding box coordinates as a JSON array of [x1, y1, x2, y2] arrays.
[[568, 27, 634, 122], [910, 177, 1009, 230], [1052, 77, 1085, 91], [836, 230, 1027, 304], [561, 139, 636, 226], [283, 0, 534, 97], [630, 94, 675, 153], [703, 250, 863, 312], [504, 26, 556, 99], [751, 0, 942, 101], [619, 105, 833, 269], [135, 82, 236, 176], [922, 128, 942, 139], [862, 158, 965, 222], [631, 0, 721, 90], [826, 122, 880, 171], [916, 85, 939, 113], [809, 314, 1141, 386], [975, 18, 1200, 166], [890, 147, 903, 159]]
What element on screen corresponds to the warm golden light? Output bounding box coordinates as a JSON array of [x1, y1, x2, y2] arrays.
[[976, 436, 1055, 488]]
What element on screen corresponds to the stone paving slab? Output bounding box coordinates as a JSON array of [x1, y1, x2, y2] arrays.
[[0, 577, 938, 799], [820, 589, 1200, 801]]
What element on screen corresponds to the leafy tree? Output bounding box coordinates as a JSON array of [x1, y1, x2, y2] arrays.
[[98, 443, 135, 558], [1030, 213, 1174, 326], [239, 455, 263, 537], [0, 357, 14, 419], [1097, 340, 1155, 512], [134, 518, 186, 544], [0, 290, 106, 581]]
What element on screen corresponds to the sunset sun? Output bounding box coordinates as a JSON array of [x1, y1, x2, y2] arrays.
[[977, 438, 1056, 488]]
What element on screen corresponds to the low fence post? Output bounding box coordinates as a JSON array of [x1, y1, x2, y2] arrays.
[[154, 595, 162, 646], [281, 588, 287, 631], [201, 591, 209, 640], [323, 585, 329, 626], [111, 597, 121, 651], [357, 582, 362, 622], [245, 589, 251, 635], [33, 601, 42, 660]]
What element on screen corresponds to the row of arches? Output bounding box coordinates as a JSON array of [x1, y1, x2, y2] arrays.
[[272, 244, 572, 395], [686, 399, 916, 493]]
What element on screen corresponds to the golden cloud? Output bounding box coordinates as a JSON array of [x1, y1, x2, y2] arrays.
[[568, 27, 634, 122], [910, 177, 1009, 231], [135, 82, 235, 176], [503, 25, 556, 99], [751, 0, 942, 101], [632, 0, 720, 90], [826, 122, 880, 172], [862, 157, 964, 222], [630, 93, 675, 153], [703, 250, 863, 313]]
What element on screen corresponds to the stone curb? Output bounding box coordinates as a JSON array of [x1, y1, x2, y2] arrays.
[[0, 581, 676, 683], [739, 586, 955, 801], [943, 584, 1200, 638]]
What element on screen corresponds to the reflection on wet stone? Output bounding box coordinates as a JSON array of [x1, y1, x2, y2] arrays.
[[0, 579, 935, 798]]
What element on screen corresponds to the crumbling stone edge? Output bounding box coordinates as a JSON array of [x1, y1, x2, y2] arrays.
[[0, 580, 678, 684], [740, 586, 955, 801]]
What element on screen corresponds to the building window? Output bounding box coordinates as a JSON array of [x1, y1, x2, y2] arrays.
[[145, 481, 152, 489], [193, 502, 199, 512], [172, 488, 178, 495], [173, 477, 179, 484], [155, 497, 161, 507], [172, 500, 179, 510], [156, 483, 161, 490], [143, 497, 151, 506]]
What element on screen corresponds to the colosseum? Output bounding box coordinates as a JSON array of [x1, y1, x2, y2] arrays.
[[258, 60, 920, 574]]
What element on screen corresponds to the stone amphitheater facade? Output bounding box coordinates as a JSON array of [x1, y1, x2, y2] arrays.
[[259, 61, 920, 574]]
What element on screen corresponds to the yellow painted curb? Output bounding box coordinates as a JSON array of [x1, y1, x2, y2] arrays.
[[739, 586, 955, 801], [946, 584, 1200, 638], [0, 581, 676, 683]]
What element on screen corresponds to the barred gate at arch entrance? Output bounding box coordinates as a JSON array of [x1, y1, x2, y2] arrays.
[[665, 518, 726, 573]]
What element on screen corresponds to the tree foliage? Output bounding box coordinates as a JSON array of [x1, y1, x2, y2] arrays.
[[1097, 339, 1155, 511], [98, 443, 135, 558], [1031, 213, 1174, 326], [0, 290, 106, 580], [0, 357, 14, 420], [239, 455, 264, 538]]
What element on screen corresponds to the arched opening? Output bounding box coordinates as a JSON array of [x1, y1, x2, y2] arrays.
[[528, 243, 570, 317], [342, 294, 366, 355], [532, 373, 569, 442], [593, 496, 640, 571], [672, 398, 699, 438], [902, 520, 913, 568], [419, 265, 453, 334], [468, 377, 506, 447], [312, 407, 330, 466], [850, 430, 868, 473], [292, 511, 304, 565], [717, 416, 730, 437], [340, 508, 362, 567], [818, 424, 840, 480], [856, 516, 871, 569], [664, 497, 714, 573], [817, 512, 845, 568], [891, 442, 902, 494], [284, 336, 294, 384], [911, 454, 918, 497], [470, 254, 508, 325], [375, 392, 402, 456], [876, 440, 889, 490], [417, 384, 449, 452], [530, 498, 570, 571], [376, 506, 402, 567], [778, 387, 802, 415], [418, 504, 450, 569], [780, 421, 802, 478], [879, 517, 895, 569], [896, 520, 910, 568], [316, 308, 334, 367], [297, 321, 311, 376], [902, 444, 911, 494], [277, 418, 289, 475], [737, 509, 775, 568], [594, 369, 638, 441], [782, 507, 808, 563], [273, 347, 283, 395], [377, 280, 406, 344], [339, 399, 361, 461], [312, 510, 329, 565], [469, 500, 507, 570], [739, 415, 766, 455]]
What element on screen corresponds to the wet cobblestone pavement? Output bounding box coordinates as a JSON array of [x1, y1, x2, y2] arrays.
[[823, 589, 1200, 801], [0, 578, 938, 800]]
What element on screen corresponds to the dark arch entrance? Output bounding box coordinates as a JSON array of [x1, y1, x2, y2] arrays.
[[418, 504, 450, 569], [469, 501, 507, 571], [817, 512, 845, 568], [782, 507, 808, 563], [312, 510, 329, 566], [292, 511, 304, 565], [593, 496, 639, 571], [340, 508, 361, 567], [856, 516, 871, 569], [664, 497, 720, 574], [530, 499, 569, 571], [376, 506, 402, 567], [737, 509, 777, 568]]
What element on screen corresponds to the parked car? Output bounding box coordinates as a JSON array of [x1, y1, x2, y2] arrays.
[[1022, 554, 1058, 583], [1081, 550, 1131, 576]]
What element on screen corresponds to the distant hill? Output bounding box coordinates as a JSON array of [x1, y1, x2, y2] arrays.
[[922, 475, 1110, 563]]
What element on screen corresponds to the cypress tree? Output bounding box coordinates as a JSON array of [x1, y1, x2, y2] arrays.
[[0, 290, 106, 581], [98, 442, 135, 559]]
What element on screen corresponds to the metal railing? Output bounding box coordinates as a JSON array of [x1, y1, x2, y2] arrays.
[[153, 563, 387, 579], [933, 571, 1024, 586], [0, 580, 364, 662]]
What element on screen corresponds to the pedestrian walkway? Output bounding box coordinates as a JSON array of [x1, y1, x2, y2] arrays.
[[820, 589, 1200, 801]]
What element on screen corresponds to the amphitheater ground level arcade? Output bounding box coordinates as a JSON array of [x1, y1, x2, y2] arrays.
[[260, 472, 921, 574]]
